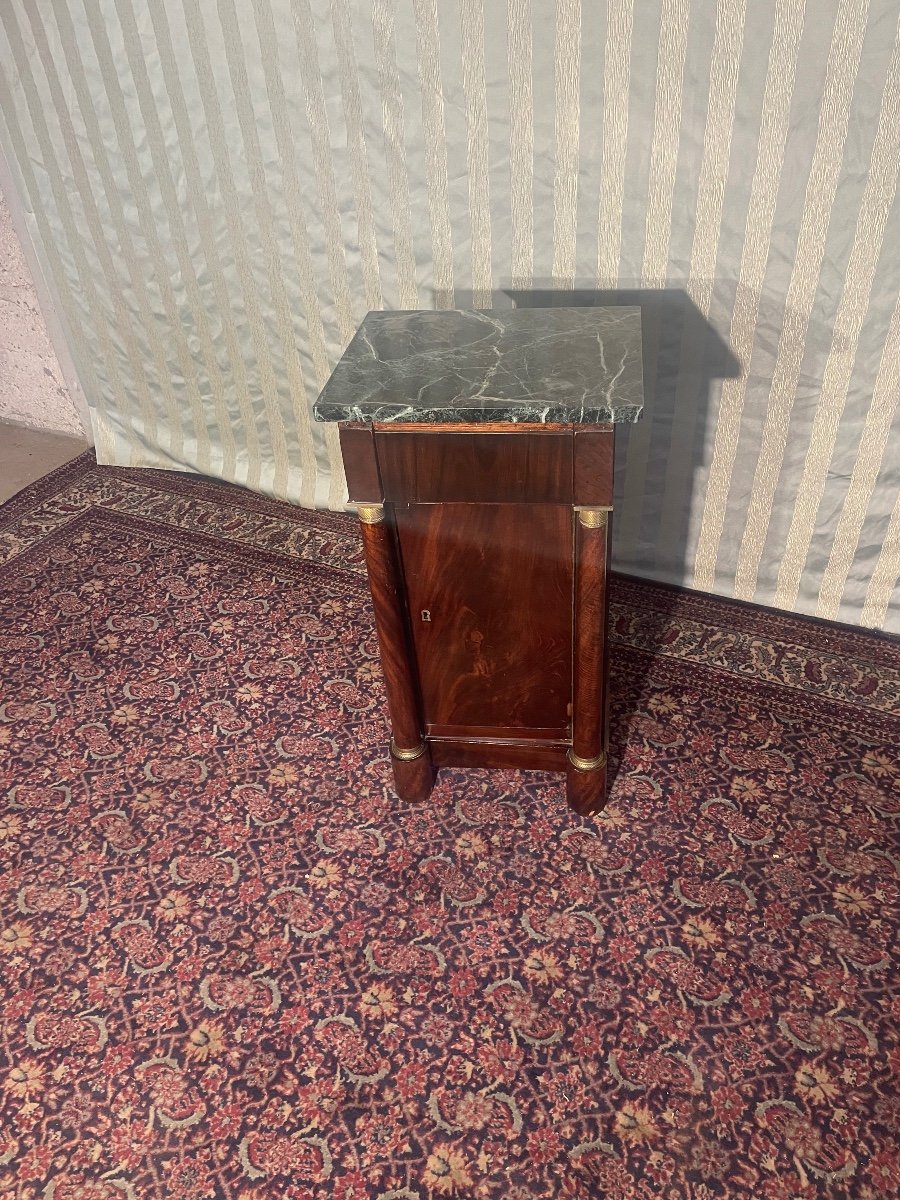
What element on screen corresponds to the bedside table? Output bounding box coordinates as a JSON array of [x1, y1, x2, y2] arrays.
[[314, 307, 644, 814]]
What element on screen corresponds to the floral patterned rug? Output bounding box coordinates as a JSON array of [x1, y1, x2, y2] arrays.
[[0, 453, 897, 1200]]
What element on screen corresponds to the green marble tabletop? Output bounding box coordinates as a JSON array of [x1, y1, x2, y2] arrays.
[[313, 307, 644, 425]]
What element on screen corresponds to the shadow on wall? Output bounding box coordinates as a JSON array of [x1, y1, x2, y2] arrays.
[[433, 285, 741, 788], [435, 284, 741, 596]]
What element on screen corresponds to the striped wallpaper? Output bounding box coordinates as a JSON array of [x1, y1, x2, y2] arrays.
[[0, 0, 897, 630]]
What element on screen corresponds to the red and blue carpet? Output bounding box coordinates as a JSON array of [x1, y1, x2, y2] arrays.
[[0, 454, 897, 1199]]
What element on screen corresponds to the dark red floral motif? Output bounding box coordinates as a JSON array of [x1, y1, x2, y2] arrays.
[[0, 454, 897, 1197]]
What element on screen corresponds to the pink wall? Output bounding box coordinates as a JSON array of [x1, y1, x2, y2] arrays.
[[0, 185, 84, 437]]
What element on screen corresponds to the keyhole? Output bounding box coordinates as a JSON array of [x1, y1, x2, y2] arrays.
[[421, 609, 432, 622]]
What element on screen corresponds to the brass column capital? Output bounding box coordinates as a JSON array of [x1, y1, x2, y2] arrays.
[[357, 503, 385, 525], [575, 507, 610, 529]]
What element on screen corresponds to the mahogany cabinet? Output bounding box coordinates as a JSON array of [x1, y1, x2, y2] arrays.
[[313, 308, 644, 815]]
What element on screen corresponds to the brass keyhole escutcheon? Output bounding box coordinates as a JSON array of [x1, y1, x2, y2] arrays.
[[421, 609, 431, 622]]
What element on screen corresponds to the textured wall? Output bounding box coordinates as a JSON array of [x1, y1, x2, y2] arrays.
[[0, 186, 82, 436], [0, 0, 897, 629]]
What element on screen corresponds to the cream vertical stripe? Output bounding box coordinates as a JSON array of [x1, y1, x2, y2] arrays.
[[0, 8, 133, 446], [684, 0, 747, 318], [860, 486, 900, 628], [213, 0, 294, 492], [817, 289, 900, 618], [110, 0, 235, 475], [733, 0, 871, 600], [290, 0, 356, 345], [596, 0, 634, 284], [1, 1, 897, 628], [177, 0, 274, 490], [51, 0, 177, 461], [193, 0, 296, 495], [248, 0, 340, 507], [143, 0, 264, 486], [640, 0, 691, 288], [618, 0, 690, 560], [310, 0, 360, 513], [216, 0, 322, 499], [249, 0, 331, 389], [373, 0, 419, 308], [5, 1, 154, 458], [460, 0, 492, 308], [25, 1, 164, 463], [692, 0, 807, 592], [774, 22, 900, 609], [507, 0, 533, 289], [658, 0, 747, 552], [77, 0, 219, 470], [330, 0, 383, 313], [413, 0, 455, 306], [551, 0, 580, 287]]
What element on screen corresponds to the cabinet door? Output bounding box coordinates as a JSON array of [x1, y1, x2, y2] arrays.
[[394, 503, 573, 741]]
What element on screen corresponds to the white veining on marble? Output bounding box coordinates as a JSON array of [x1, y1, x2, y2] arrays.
[[313, 307, 644, 424]]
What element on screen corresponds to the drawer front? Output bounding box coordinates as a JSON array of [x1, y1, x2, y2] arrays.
[[375, 428, 573, 504]]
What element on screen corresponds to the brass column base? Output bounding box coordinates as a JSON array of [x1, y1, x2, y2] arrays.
[[391, 748, 435, 804], [565, 750, 609, 815], [567, 748, 607, 772], [390, 738, 427, 762]]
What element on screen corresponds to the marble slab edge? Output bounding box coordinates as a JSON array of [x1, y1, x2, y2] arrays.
[[313, 402, 644, 425]]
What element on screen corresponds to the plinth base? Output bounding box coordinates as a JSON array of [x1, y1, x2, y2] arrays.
[[388, 738, 608, 815]]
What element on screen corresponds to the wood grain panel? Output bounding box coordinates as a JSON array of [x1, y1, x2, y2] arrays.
[[426, 721, 567, 740], [395, 502, 573, 737], [430, 738, 569, 770], [339, 423, 382, 501], [376, 429, 573, 504], [573, 426, 614, 506]]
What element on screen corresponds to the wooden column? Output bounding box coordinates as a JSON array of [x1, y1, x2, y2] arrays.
[[356, 504, 435, 803], [566, 506, 611, 814]]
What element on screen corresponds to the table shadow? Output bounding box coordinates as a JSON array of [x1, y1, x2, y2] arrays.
[[431, 284, 741, 796]]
